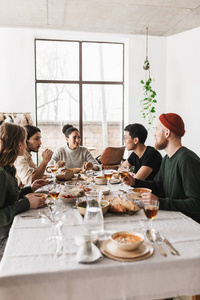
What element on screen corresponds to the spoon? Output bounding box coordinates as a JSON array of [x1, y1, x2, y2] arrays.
[[146, 229, 167, 257], [75, 174, 81, 185]]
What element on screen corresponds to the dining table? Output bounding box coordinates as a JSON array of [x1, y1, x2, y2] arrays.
[[0, 177, 200, 300]]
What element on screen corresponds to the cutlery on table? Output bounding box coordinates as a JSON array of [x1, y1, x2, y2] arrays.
[[155, 231, 176, 255], [146, 229, 167, 257], [159, 232, 180, 256], [20, 215, 40, 219]]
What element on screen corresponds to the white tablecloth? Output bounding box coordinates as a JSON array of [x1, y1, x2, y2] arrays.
[[1, 183, 200, 300]]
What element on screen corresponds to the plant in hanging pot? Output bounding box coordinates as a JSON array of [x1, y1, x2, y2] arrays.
[[140, 62, 157, 127], [140, 28, 157, 129]]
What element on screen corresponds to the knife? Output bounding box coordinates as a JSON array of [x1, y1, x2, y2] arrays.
[[155, 231, 176, 255], [160, 234, 180, 256]]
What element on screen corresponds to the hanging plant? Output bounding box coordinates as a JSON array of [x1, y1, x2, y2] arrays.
[[140, 28, 157, 128]]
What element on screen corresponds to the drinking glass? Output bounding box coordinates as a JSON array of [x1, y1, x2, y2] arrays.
[[49, 165, 59, 183], [48, 184, 61, 205], [84, 191, 104, 237], [104, 169, 113, 186], [143, 200, 159, 230], [118, 165, 130, 185]]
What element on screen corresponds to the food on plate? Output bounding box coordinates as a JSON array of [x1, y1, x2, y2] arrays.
[[111, 231, 144, 250], [56, 169, 74, 181], [70, 168, 82, 174], [117, 197, 140, 212], [79, 184, 92, 192], [113, 233, 142, 244], [102, 195, 140, 214], [133, 187, 152, 194], [69, 187, 85, 197], [61, 194, 76, 199], [109, 201, 126, 213]]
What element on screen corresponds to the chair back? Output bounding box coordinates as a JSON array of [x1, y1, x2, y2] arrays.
[[100, 146, 125, 169]]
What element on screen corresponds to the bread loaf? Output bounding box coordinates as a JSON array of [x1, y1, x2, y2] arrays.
[[56, 169, 74, 181], [102, 195, 140, 213]]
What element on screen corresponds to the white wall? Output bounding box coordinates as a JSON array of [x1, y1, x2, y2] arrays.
[[166, 27, 200, 156], [0, 27, 166, 150]]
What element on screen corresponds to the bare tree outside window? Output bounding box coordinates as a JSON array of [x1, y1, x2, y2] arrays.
[[35, 39, 124, 159]]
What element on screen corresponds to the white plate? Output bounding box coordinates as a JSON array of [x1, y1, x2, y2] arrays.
[[103, 239, 150, 259], [91, 185, 110, 195]]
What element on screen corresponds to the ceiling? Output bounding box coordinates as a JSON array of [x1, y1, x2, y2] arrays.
[[0, 0, 200, 36]]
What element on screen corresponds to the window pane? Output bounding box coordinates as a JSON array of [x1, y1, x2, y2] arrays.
[[82, 43, 123, 82], [36, 40, 79, 80], [37, 83, 79, 151], [82, 84, 123, 157]]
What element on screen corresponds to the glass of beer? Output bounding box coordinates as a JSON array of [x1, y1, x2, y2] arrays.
[[118, 165, 130, 185], [49, 165, 59, 183], [49, 184, 61, 205], [104, 169, 113, 186], [143, 200, 159, 229]]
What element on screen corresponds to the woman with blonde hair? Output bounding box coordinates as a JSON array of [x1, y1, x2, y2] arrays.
[[0, 123, 48, 260]]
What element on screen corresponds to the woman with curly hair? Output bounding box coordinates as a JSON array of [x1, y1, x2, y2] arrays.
[[49, 124, 99, 171]]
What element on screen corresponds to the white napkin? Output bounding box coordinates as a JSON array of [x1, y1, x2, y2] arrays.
[[75, 235, 102, 263]]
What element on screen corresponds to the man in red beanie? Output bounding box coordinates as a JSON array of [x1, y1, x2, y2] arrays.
[[123, 113, 200, 224]]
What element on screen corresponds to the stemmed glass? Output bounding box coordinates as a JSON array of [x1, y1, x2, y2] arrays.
[[48, 183, 61, 205], [49, 165, 59, 183], [143, 200, 159, 230], [104, 169, 113, 187]]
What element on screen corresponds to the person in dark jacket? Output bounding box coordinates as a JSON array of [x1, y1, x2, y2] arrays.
[[0, 123, 48, 260]]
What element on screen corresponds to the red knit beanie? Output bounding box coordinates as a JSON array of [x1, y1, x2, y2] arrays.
[[159, 113, 185, 137]]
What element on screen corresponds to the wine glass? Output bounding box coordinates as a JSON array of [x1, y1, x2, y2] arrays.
[[104, 169, 113, 187], [143, 200, 159, 230], [48, 184, 61, 205], [49, 165, 59, 183]]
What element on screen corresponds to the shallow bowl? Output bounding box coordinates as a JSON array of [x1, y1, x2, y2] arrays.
[[77, 200, 109, 216], [111, 231, 144, 251], [128, 187, 152, 199], [60, 192, 76, 204], [95, 176, 107, 185]]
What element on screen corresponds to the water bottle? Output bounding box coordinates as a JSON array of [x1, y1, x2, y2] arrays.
[[84, 191, 104, 236]]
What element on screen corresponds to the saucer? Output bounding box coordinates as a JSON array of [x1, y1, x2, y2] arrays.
[[100, 240, 154, 262], [102, 239, 150, 259]]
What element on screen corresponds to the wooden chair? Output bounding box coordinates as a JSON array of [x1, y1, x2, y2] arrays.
[[98, 146, 125, 170]]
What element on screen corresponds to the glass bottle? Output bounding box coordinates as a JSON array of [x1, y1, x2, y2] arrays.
[[84, 191, 104, 236]]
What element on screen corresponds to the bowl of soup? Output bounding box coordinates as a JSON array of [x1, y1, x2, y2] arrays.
[[95, 176, 107, 185], [111, 231, 144, 251], [131, 187, 152, 198]]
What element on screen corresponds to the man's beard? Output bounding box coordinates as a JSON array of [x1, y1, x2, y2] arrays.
[[155, 137, 168, 150], [27, 142, 40, 153]]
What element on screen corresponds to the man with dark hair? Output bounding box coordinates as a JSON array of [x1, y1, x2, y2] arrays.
[[121, 123, 162, 180], [15, 125, 53, 186], [123, 113, 200, 224]]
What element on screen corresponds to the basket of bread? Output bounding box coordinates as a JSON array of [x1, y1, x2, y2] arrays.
[[102, 195, 140, 215]]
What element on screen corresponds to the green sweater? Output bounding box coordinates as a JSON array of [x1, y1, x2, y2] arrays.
[[135, 147, 200, 223], [0, 165, 31, 227]]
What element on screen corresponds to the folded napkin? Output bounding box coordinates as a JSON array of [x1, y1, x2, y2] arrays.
[[75, 235, 102, 263]]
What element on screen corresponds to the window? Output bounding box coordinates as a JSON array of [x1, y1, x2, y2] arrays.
[[35, 39, 124, 158]]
